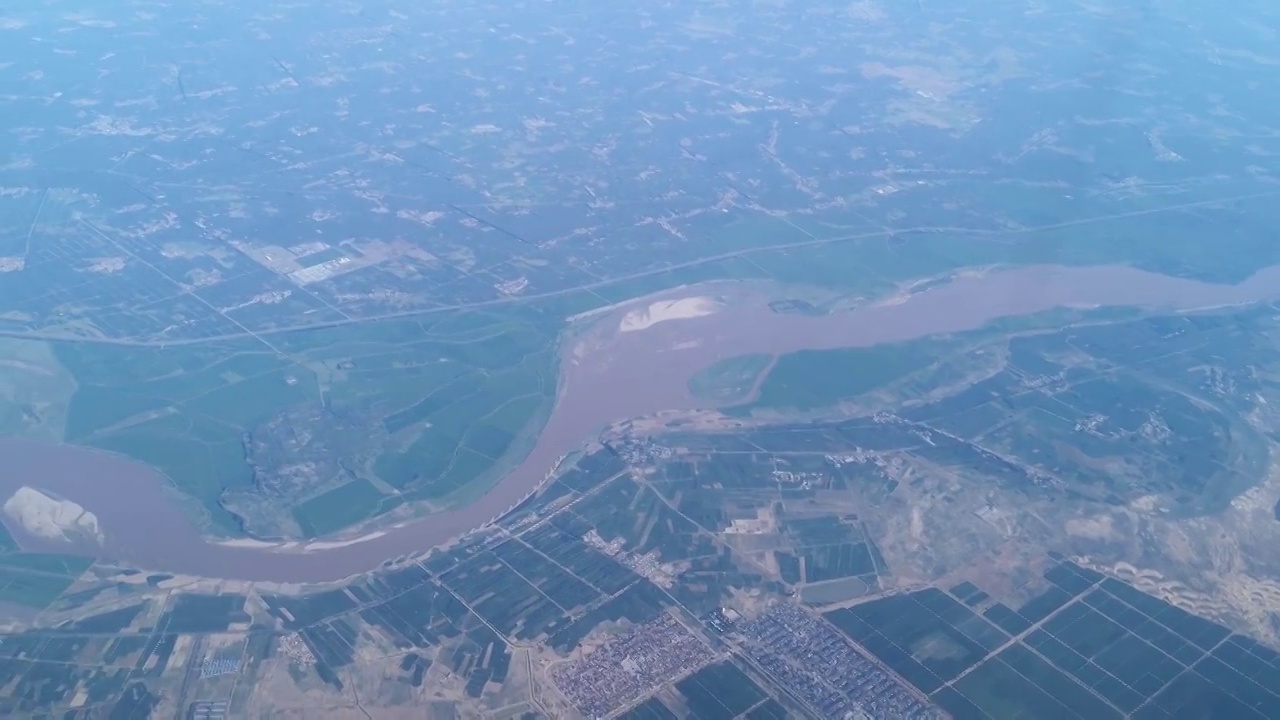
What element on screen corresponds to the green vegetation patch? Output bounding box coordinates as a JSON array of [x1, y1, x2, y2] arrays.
[[439, 548, 573, 640], [59, 340, 296, 440], [0, 552, 94, 609], [773, 551, 801, 584], [293, 478, 390, 537], [0, 552, 94, 576], [567, 475, 716, 562], [834, 563, 1278, 720], [748, 303, 1147, 415], [904, 310, 1274, 516], [744, 699, 789, 720], [688, 353, 773, 405], [52, 308, 559, 538], [618, 698, 678, 720], [165, 593, 250, 634], [0, 521, 18, 553], [826, 588, 1009, 694], [752, 343, 941, 410], [522, 524, 639, 596], [0, 339, 78, 441], [1009, 192, 1280, 285], [91, 413, 257, 532], [782, 516, 857, 545], [673, 660, 769, 720], [363, 344, 555, 503], [0, 568, 81, 608], [946, 646, 1122, 720], [799, 576, 875, 605], [800, 542, 877, 583]]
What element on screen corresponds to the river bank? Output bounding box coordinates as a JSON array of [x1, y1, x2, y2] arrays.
[[3, 262, 1279, 583]]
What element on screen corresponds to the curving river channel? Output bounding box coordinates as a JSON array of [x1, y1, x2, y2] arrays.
[[4, 262, 1280, 584]]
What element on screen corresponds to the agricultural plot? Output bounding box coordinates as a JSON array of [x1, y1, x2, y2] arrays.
[[439, 548, 580, 640], [552, 448, 631, 493], [944, 645, 1123, 720], [164, 593, 251, 634], [0, 523, 16, 553], [795, 541, 879, 584], [0, 553, 94, 609], [56, 603, 146, 634], [568, 476, 716, 562], [646, 451, 780, 492], [751, 341, 955, 411], [896, 313, 1272, 516], [828, 560, 1279, 719], [0, 594, 229, 716], [557, 452, 778, 615], [49, 307, 558, 538], [300, 617, 361, 679], [521, 523, 642, 595], [490, 538, 603, 609], [358, 579, 469, 650], [614, 328, 1280, 698], [264, 563, 514, 694], [799, 576, 877, 605], [669, 549, 771, 616], [264, 587, 360, 631], [622, 432, 891, 604], [687, 353, 773, 405], [0, 554, 529, 713], [549, 579, 673, 653], [12, 0, 1280, 714], [715, 308, 1280, 524], [0, 339, 77, 441], [292, 478, 391, 537], [493, 471, 579, 528], [619, 697, 680, 720], [671, 660, 771, 720], [827, 588, 1009, 694], [452, 624, 513, 698], [0, 655, 138, 716]]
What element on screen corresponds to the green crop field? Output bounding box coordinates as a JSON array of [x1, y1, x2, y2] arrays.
[[293, 478, 393, 537], [41, 307, 560, 539], [688, 353, 773, 405], [0, 553, 94, 609]]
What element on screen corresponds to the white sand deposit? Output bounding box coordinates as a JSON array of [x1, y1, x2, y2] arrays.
[[619, 296, 720, 332], [215, 532, 386, 553], [214, 537, 281, 549], [3, 486, 103, 545], [302, 532, 386, 551]]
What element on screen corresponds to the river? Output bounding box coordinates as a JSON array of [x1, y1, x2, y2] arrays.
[[2, 262, 1278, 583]]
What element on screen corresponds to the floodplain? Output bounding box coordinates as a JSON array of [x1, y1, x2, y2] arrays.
[[5, 263, 1280, 585], [0, 404, 1277, 718], [2, 0, 1280, 716]]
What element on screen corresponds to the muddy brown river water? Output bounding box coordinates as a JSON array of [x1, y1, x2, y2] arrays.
[[3, 263, 1280, 583]]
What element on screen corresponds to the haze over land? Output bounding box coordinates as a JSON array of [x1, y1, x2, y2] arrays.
[[0, 0, 1279, 718]]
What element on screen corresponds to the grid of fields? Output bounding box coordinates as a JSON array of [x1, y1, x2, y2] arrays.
[[826, 560, 1280, 719]]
